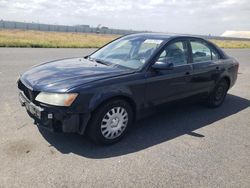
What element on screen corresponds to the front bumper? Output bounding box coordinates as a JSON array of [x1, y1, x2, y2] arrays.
[[19, 91, 90, 134]]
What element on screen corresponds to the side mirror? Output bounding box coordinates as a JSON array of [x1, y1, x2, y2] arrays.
[[152, 61, 174, 70]]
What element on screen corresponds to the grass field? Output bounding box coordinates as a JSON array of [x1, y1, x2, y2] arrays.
[[210, 39, 250, 49], [0, 29, 118, 48], [0, 29, 250, 48]]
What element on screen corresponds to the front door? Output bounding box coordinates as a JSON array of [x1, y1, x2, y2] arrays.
[[145, 40, 193, 107]]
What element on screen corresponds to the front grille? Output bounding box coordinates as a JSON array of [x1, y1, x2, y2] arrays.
[[18, 79, 39, 103]]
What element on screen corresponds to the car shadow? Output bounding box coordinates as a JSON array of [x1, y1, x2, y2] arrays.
[[38, 94, 250, 158]]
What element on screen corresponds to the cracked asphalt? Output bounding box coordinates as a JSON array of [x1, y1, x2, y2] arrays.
[[0, 48, 249, 188]]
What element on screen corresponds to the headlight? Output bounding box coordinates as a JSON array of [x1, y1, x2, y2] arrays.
[[35, 92, 78, 106]]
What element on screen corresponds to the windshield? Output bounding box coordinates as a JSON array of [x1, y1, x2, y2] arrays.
[[89, 36, 164, 70]]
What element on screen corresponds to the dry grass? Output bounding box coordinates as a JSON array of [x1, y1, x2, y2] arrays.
[[0, 29, 250, 48], [0, 29, 118, 48], [210, 39, 250, 49]]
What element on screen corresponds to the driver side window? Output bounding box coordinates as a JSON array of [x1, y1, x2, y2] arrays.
[[157, 41, 188, 66]]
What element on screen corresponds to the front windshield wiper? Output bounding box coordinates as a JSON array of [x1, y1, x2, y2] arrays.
[[87, 57, 135, 70], [94, 58, 111, 66], [88, 57, 111, 66]]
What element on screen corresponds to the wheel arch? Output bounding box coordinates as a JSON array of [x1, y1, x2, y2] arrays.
[[90, 94, 137, 121]]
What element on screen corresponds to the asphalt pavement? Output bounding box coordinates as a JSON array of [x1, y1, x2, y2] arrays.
[[0, 48, 249, 188]]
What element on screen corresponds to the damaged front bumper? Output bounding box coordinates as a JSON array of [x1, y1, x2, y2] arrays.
[[19, 91, 90, 134]]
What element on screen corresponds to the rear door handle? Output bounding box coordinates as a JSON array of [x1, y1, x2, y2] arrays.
[[216, 66, 219, 70], [185, 71, 190, 75]]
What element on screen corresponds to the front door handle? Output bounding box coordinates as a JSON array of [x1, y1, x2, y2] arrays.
[[185, 71, 190, 75]]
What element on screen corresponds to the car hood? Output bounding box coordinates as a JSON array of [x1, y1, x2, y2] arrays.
[[20, 57, 134, 92]]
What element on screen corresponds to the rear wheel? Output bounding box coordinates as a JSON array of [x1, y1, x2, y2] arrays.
[[205, 79, 229, 108], [87, 99, 133, 145]]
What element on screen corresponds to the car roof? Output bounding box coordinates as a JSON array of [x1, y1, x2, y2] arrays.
[[125, 32, 205, 41]]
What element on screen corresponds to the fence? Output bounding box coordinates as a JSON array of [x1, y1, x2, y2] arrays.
[[0, 20, 140, 35], [1, 20, 250, 41]]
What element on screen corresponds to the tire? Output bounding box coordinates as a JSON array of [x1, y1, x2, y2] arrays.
[[205, 79, 229, 108], [87, 99, 133, 145]]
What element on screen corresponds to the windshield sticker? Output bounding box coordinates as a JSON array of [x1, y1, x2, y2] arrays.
[[144, 39, 163, 44]]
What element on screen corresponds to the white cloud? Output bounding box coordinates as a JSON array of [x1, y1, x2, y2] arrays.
[[0, 0, 249, 35], [149, 0, 164, 5]]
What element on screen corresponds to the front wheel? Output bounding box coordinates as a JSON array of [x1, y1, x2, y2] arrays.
[[87, 99, 133, 145], [205, 79, 229, 108]]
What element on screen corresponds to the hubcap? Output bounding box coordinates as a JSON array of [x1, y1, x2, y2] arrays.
[[101, 107, 128, 139], [215, 86, 225, 101]]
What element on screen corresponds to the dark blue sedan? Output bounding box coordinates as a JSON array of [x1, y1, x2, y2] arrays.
[[17, 33, 239, 144]]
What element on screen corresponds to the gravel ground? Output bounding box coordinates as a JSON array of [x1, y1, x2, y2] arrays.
[[0, 48, 249, 188]]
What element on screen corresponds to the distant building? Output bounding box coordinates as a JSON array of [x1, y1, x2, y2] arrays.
[[221, 31, 250, 39]]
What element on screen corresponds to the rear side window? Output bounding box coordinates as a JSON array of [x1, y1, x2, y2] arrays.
[[191, 40, 220, 63]]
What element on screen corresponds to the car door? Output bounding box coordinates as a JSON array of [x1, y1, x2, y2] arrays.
[[145, 39, 193, 107], [189, 39, 222, 94]]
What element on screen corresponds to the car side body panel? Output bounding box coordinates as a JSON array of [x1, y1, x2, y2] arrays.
[[69, 72, 146, 116]]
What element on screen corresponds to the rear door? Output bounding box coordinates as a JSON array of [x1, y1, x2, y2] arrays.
[[189, 39, 222, 94]]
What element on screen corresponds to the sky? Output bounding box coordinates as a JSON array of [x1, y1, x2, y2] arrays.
[[0, 0, 249, 35]]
